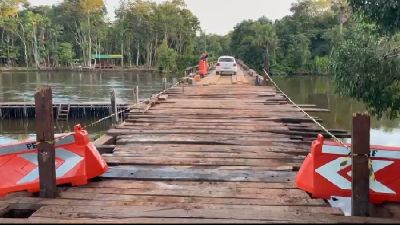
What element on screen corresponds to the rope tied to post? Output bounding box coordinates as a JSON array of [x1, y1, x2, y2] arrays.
[[262, 69, 351, 151], [261, 70, 378, 181]]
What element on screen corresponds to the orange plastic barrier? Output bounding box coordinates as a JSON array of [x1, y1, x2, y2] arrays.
[[0, 124, 108, 196], [296, 134, 400, 204]]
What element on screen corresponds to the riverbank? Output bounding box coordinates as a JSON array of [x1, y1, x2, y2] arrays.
[[0, 66, 157, 73]]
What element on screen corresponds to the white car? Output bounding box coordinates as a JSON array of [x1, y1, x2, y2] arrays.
[[216, 56, 238, 75]]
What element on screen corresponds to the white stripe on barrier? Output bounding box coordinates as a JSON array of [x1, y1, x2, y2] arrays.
[[17, 148, 83, 185], [0, 134, 75, 156], [322, 145, 350, 155], [316, 157, 396, 194], [322, 144, 400, 159]]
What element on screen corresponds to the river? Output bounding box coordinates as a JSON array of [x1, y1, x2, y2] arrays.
[[0, 70, 177, 143], [274, 76, 400, 147]]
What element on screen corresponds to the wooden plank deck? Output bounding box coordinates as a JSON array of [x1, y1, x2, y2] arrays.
[[0, 68, 399, 223]]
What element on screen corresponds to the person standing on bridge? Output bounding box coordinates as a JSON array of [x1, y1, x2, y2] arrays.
[[199, 51, 209, 78]]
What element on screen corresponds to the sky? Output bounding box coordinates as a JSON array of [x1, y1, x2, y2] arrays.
[[29, 0, 297, 35]]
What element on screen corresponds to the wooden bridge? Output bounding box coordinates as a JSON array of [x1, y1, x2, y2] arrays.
[[0, 65, 399, 223]]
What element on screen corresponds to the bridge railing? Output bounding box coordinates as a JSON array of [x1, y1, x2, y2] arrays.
[[237, 59, 268, 86]]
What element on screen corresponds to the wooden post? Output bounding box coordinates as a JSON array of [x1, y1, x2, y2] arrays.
[[351, 113, 370, 217], [182, 80, 185, 93], [133, 88, 136, 105], [162, 77, 167, 90], [135, 86, 139, 104], [133, 86, 139, 105], [111, 90, 119, 124], [34, 86, 57, 198]]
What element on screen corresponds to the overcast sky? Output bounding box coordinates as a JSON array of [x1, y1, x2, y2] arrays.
[[29, 0, 297, 35]]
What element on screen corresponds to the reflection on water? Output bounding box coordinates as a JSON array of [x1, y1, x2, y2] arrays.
[[0, 118, 112, 142], [274, 76, 400, 147], [0, 71, 176, 103], [0, 71, 178, 142]]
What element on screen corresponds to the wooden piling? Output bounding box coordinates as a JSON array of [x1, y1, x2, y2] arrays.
[[111, 90, 119, 124], [351, 113, 370, 217], [255, 76, 260, 86], [23, 104, 27, 118], [133, 86, 139, 105], [34, 86, 57, 198], [162, 77, 167, 90]]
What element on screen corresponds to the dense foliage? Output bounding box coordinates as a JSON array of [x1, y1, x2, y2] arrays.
[[332, 23, 400, 119], [348, 0, 400, 34], [227, 0, 345, 75], [332, 0, 400, 119], [0, 0, 202, 71]]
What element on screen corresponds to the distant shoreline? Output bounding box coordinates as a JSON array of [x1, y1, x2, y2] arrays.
[[0, 67, 158, 73]]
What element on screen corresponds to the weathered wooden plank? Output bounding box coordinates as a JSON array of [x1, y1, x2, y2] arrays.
[[30, 204, 343, 221], [1, 190, 325, 208], [108, 128, 286, 136], [116, 124, 291, 131], [107, 151, 305, 160], [0, 217, 271, 224], [4, 215, 400, 224], [112, 144, 311, 155], [102, 180, 291, 188], [52, 193, 323, 208], [104, 156, 302, 167], [116, 134, 302, 146], [82, 180, 296, 189], [101, 166, 296, 182], [65, 186, 313, 200]]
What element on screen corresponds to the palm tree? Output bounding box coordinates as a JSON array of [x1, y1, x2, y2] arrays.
[[252, 19, 278, 74]]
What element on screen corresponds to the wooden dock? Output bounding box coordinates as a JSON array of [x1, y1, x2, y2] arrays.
[[0, 102, 129, 119], [0, 67, 399, 223]]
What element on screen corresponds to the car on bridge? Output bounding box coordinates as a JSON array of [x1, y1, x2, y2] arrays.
[[216, 56, 237, 75]]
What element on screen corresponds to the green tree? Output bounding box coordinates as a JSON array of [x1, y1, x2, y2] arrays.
[[0, 0, 27, 17], [58, 42, 74, 66], [230, 20, 264, 72], [251, 18, 277, 73], [114, 0, 199, 68], [349, 0, 400, 34], [331, 1, 400, 119], [156, 39, 177, 72]]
